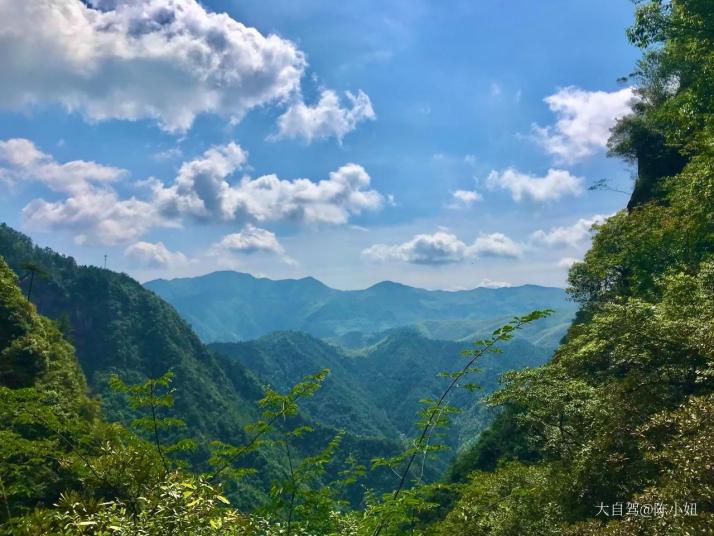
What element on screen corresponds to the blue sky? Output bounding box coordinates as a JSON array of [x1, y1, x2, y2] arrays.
[[0, 0, 640, 289]]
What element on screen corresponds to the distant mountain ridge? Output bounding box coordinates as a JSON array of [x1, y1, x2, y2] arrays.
[[145, 270, 578, 344]]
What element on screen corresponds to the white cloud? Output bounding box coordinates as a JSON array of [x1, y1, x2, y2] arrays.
[[153, 148, 385, 225], [211, 225, 285, 256], [448, 189, 483, 209], [532, 86, 635, 163], [557, 257, 579, 269], [486, 168, 583, 203], [0, 138, 125, 194], [478, 278, 512, 289], [211, 225, 297, 265], [0, 137, 167, 245], [124, 241, 188, 268], [152, 142, 249, 221], [0, 0, 306, 132], [273, 90, 375, 143], [531, 214, 609, 248], [22, 189, 167, 246], [362, 231, 470, 265], [471, 233, 522, 258], [362, 231, 521, 265], [11, 138, 385, 246]]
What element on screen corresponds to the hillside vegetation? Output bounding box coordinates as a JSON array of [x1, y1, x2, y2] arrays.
[[211, 329, 550, 457], [0, 0, 712, 534], [432, 1, 714, 533]]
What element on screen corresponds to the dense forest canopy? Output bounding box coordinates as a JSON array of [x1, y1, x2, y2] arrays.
[[1, 0, 713, 534]]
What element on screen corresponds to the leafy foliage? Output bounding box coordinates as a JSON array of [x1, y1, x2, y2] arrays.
[[3, 3, 714, 533], [434, 3, 714, 533]]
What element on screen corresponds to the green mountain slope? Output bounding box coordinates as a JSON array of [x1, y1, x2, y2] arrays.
[[146, 271, 577, 344], [211, 327, 551, 457], [0, 224, 263, 449], [0, 256, 105, 520], [0, 224, 407, 507]]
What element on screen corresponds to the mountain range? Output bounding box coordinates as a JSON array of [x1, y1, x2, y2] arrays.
[[145, 270, 577, 346]]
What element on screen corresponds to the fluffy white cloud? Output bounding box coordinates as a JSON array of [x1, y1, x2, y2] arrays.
[[362, 231, 470, 265], [486, 168, 583, 203], [471, 233, 522, 258], [22, 189, 166, 246], [124, 241, 188, 268], [532, 86, 635, 163], [531, 215, 609, 247], [0, 138, 125, 193], [153, 142, 249, 220], [0, 0, 306, 132], [153, 147, 385, 225], [212, 225, 285, 255], [11, 138, 385, 245], [362, 231, 521, 265], [273, 90, 375, 143], [448, 189, 483, 208], [0, 137, 165, 245]]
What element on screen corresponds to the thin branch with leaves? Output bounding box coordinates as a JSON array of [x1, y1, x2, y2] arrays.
[[371, 309, 553, 536]]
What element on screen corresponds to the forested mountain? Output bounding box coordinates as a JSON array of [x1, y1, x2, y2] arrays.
[[0, 224, 404, 506], [0, 257, 100, 517], [146, 270, 576, 344], [0, 223, 263, 452], [211, 329, 550, 455]]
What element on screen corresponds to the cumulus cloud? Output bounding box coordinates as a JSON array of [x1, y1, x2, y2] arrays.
[[486, 168, 583, 203], [448, 189, 483, 209], [273, 90, 375, 143], [9, 138, 385, 246], [0, 0, 306, 132], [471, 233, 522, 258], [532, 86, 636, 163], [0, 137, 167, 245], [531, 214, 609, 248], [362, 231, 470, 265], [362, 231, 521, 265], [210, 225, 296, 265], [22, 189, 166, 246], [153, 147, 385, 225], [0, 138, 125, 193], [152, 142, 249, 220], [212, 225, 285, 255], [124, 241, 188, 268]]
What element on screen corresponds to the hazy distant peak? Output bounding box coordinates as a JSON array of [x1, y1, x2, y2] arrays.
[[366, 280, 411, 290]]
